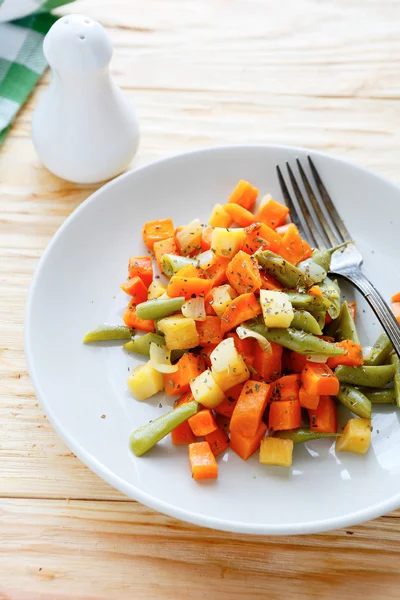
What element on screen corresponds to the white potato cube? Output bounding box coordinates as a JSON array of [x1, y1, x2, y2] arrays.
[[210, 285, 237, 317], [157, 315, 199, 350], [208, 204, 232, 228], [147, 280, 167, 300], [127, 361, 164, 401], [211, 227, 246, 259], [190, 369, 225, 408], [260, 289, 294, 328], [210, 338, 250, 391]]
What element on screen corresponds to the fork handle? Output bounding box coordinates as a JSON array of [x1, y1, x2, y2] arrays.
[[332, 269, 400, 358]]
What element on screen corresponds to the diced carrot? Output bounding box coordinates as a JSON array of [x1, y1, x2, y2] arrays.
[[220, 292, 262, 334], [301, 361, 340, 396], [301, 240, 313, 260], [309, 395, 337, 433], [201, 226, 213, 251], [226, 250, 262, 295], [283, 351, 307, 374], [256, 223, 283, 254], [226, 332, 256, 367], [279, 224, 305, 265], [392, 302, 400, 324], [167, 276, 213, 300], [392, 292, 400, 303], [174, 264, 200, 278], [299, 386, 320, 410], [269, 400, 302, 431], [123, 300, 154, 332], [241, 223, 270, 255], [142, 219, 175, 250], [271, 374, 301, 402], [205, 427, 230, 456], [120, 276, 148, 299], [308, 285, 322, 298], [230, 380, 271, 437], [128, 256, 153, 288], [223, 203, 255, 227], [228, 180, 258, 211], [204, 290, 217, 315], [171, 393, 197, 445], [153, 237, 178, 271], [188, 409, 218, 436], [253, 341, 282, 383], [203, 256, 230, 288], [230, 421, 267, 460], [257, 196, 289, 229], [258, 271, 284, 291], [189, 442, 218, 480], [327, 340, 364, 369], [164, 353, 205, 396], [199, 343, 218, 368], [196, 316, 223, 346], [213, 384, 243, 418], [348, 301, 357, 320]]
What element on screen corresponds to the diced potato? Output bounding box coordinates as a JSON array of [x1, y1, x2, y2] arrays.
[[190, 369, 225, 408], [210, 284, 237, 317], [127, 360, 164, 401], [335, 418, 371, 455], [176, 219, 203, 256], [157, 315, 199, 350], [210, 338, 250, 391], [148, 280, 167, 300], [260, 289, 294, 328], [211, 227, 246, 259], [259, 437, 293, 467], [208, 204, 233, 228]]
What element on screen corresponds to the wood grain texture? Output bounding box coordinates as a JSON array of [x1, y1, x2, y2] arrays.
[[2, 0, 400, 597]]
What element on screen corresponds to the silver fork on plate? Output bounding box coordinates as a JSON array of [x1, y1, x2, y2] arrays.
[[276, 156, 400, 357]]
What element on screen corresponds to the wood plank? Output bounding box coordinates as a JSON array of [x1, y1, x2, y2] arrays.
[[1, 498, 400, 600]]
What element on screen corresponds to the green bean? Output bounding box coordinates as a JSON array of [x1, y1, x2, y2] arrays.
[[255, 249, 314, 288], [291, 311, 322, 336], [319, 277, 341, 320], [311, 310, 326, 331], [335, 364, 396, 388], [324, 316, 339, 339], [296, 259, 327, 284], [312, 242, 352, 272], [286, 292, 329, 312], [244, 320, 346, 357], [124, 333, 165, 356], [361, 388, 396, 404], [161, 254, 198, 278], [337, 385, 372, 419], [390, 354, 400, 407], [130, 400, 199, 456], [83, 323, 131, 343], [278, 429, 341, 445], [336, 301, 360, 344], [364, 333, 393, 366], [135, 297, 185, 320]]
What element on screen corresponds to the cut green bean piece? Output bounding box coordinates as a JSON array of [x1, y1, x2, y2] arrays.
[[83, 323, 131, 343], [291, 311, 322, 336], [390, 354, 400, 407], [311, 310, 326, 331], [335, 364, 396, 388], [136, 297, 185, 320], [130, 400, 199, 456], [312, 242, 352, 272], [124, 333, 165, 356], [336, 301, 360, 344], [297, 259, 327, 284], [161, 254, 198, 278], [286, 292, 328, 312], [244, 319, 346, 357], [364, 333, 393, 366], [319, 277, 341, 320], [255, 249, 314, 288], [361, 388, 396, 404], [278, 428, 341, 445], [337, 385, 372, 419]]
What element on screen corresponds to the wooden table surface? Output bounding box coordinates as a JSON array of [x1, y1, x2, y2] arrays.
[[2, 0, 400, 597]]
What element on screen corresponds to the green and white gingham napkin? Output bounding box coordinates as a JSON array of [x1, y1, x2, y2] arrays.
[[0, 0, 74, 146]]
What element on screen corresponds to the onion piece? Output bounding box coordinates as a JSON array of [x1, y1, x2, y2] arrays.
[[236, 325, 271, 353], [197, 249, 215, 270], [181, 296, 206, 321], [306, 354, 329, 363], [149, 342, 178, 373]]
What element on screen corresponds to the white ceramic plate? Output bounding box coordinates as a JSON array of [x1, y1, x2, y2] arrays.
[[25, 145, 400, 535]]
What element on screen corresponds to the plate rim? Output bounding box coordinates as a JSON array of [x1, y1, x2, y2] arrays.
[[25, 143, 400, 535]]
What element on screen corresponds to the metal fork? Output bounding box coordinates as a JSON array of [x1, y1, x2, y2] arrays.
[[277, 156, 400, 357]]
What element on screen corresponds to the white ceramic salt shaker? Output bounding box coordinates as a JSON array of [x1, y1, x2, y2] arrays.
[[32, 15, 140, 184]]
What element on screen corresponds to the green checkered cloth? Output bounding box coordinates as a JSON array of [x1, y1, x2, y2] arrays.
[[0, 1, 74, 145]]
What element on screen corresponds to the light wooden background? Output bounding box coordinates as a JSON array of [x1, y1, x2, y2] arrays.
[[2, 0, 400, 598]]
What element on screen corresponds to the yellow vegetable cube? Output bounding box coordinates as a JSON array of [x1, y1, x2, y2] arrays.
[[210, 338, 250, 391], [176, 219, 203, 256], [127, 360, 164, 401], [147, 280, 167, 300], [210, 284, 237, 317], [190, 369, 225, 408], [259, 437, 293, 467], [157, 315, 199, 350], [260, 289, 294, 328], [208, 204, 233, 228], [211, 227, 246, 259], [335, 418, 371, 455]]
